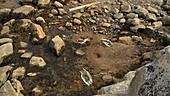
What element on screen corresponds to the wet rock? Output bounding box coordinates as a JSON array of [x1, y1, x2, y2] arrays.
[[12, 67, 26, 79], [146, 13, 157, 21], [51, 9, 58, 15], [126, 18, 140, 25], [113, 13, 124, 19], [102, 23, 111, 27], [97, 71, 136, 96], [36, 17, 46, 24], [58, 8, 67, 15], [12, 5, 35, 18], [31, 23, 46, 40], [73, 18, 82, 25], [161, 16, 170, 25], [102, 74, 113, 83], [21, 52, 33, 58], [73, 13, 82, 18], [20, 41, 28, 48], [54, 1, 64, 8], [0, 80, 18, 96], [0, 38, 13, 44], [0, 66, 12, 86], [121, 4, 131, 13], [128, 46, 170, 96], [135, 7, 149, 18], [0, 43, 13, 65], [38, 0, 50, 6], [1, 26, 10, 35], [126, 13, 138, 19], [51, 35, 65, 56], [130, 24, 146, 32], [29, 56, 46, 67], [152, 0, 163, 6], [147, 6, 159, 15]]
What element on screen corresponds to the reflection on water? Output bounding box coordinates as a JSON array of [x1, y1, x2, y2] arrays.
[[0, 0, 20, 8]]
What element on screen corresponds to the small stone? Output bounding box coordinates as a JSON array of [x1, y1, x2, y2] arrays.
[[152, 0, 163, 6], [65, 22, 73, 27], [112, 8, 119, 14], [0, 66, 12, 87], [126, 13, 138, 19], [20, 41, 28, 48], [58, 8, 67, 15], [167, 0, 170, 6], [29, 56, 46, 67], [32, 85, 43, 96], [37, 0, 50, 6], [147, 6, 159, 15], [132, 36, 143, 42], [12, 79, 24, 95], [1, 26, 10, 35], [51, 35, 65, 56], [120, 18, 126, 23], [113, 13, 124, 19], [152, 21, 162, 30], [36, 17, 46, 24], [12, 67, 26, 79], [130, 24, 146, 32], [18, 49, 26, 53], [54, 1, 63, 8], [73, 18, 82, 25], [119, 36, 134, 45], [75, 49, 85, 56], [73, 13, 82, 18], [51, 9, 58, 15], [142, 52, 152, 60], [146, 13, 157, 21], [27, 72, 38, 76], [0, 38, 13, 44], [0, 43, 13, 65], [21, 52, 33, 58], [161, 16, 170, 25], [89, 18, 96, 23], [126, 18, 140, 25], [121, 4, 131, 13], [0, 81, 18, 96], [102, 74, 113, 83], [12, 5, 34, 18], [102, 23, 111, 27], [135, 7, 149, 18], [32, 23, 46, 39]]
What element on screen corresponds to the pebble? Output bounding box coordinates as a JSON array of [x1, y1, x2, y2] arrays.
[[147, 6, 159, 15], [73, 13, 82, 18], [20, 41, 28, 48], [1, 26, 10, 35], [58, 8, 67, 15], [0, 66, 12, 86], [126, 13, 138, 19], [135, 6, 149, 18], [121, 4, 131, 13], [12, 67, 26, 79], [102, 23, 111, 27], [152, 0, 163, 6], [73, 18, 82, 25], [120, 18, 126, 23], [130, 24, 146, 32], [54, 1, 64, 8], [36, 16, 46, 24], [152, 21, 162, 29], [112, 8, 119, 14], [32, 23, 46, 39], [65, 22, 73, 27], [51, 9, 58, 15], [21, 52, 33, 58], [29, 56, 46, 67], [37, 0, 50, 6], [119, 36, 134, 45], [102, 74, 113, 83], [146, 13, 157, 21], [127, 18, 140, 25], [113, 13, 124, 19], [161, 16, 170, 25], [0, 38, 13, 44]]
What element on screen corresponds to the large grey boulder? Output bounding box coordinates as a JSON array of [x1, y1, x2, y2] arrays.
[[128, 45, 170, 96], [0, 66, 12, 87], [0, 43, 13, 65]]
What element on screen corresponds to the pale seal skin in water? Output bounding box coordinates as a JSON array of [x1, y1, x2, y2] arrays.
[[80, 68, 93, 86]]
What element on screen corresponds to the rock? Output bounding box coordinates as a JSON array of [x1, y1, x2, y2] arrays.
[[142, 52, 153, 60], [54, 1, 63, 8], [20, 41, 28, 48], [29, 56, 46, 67], [0, 38, 13, 44], [119, 36, 134, 45], [121, 4, 131, 13], [135, 7, 149, 18], [51, 9, 58, 15], [73, 13, 82, 18], [102, 74, 113, 83], [146, 13, 157, 21], [21, 52, 33, 58], [102, 23, 111, 27], [128, 46, 170, 96], [0, 8, 11, 21], [32, 23, 46, 39], [97, 71, 136, 96], [36, 17, 46, 24], [113, 13, 124, 19], [112, 8, 119, 14], [0, 43, 13, 65], [1, 26, 10, 35], [130, 24, 146, 32], [12, 5, 34, 18], [126, 13, 138, 19], [32, 85, 43, 96], [37, 0, 50, 6], [120, 18, 126, 23], [51, 35, 65, 56], [147, 6, 159, 15], [75, 49, 85, 56], [12, 79, 24, 96], [12, 67, 26, 79], [19, 0, 33, 3], [126, 18, 140, 25], [132, 36, 143, 43], [65, 22, 73, 27], [0, 80, 18, 96], [73, 18, 82, 25], [152, 0, 163, 6], [0, 66, 12, 86], [161, 16, 170, 25], [58, 8, 67, 15], [152, 21, 162, 30], [167, 0, 170, 6]]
